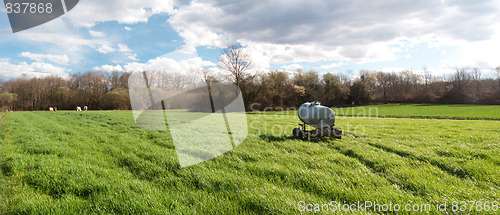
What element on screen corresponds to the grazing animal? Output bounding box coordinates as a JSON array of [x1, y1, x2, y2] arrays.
[[83, 106, 88, 111], [49, 107, 54, 112], [76, 106, 82, 111], [54, 107, 57, 111]]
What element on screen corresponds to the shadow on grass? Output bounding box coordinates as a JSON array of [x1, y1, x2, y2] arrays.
[[366, 142, 473, 180], [413, 104, 435, 106], [259, 134, 292, 142], [259, 134, 327, 143]]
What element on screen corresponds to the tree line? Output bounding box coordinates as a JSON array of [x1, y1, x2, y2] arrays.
[[1, 67, 499, 112], [0, 72, 131, 111], [220, 44, 500, 109], [239, 68, 500, 111], [1, 45, 499, 111]]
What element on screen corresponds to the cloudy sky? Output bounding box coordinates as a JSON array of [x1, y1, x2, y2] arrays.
[[1, 0, 499, 81]]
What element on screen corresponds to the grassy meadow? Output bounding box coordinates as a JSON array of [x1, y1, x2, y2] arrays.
[[334, 104, 500, 120], [254, 104, 500, 120], [0, 105, 499, 214]]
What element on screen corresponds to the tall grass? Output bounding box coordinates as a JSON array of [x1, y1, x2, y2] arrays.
[[252, 104, 500, 120], [0, 110, 499, 214], [333, 104, 500, 119]]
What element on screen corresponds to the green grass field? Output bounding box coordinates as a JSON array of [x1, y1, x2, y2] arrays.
[[334, 104, 500, 120], [0, 106, 499, 214], [254, 104, 500, 120]]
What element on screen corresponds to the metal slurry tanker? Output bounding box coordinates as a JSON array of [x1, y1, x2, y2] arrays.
[[293, 101, 342, 139]]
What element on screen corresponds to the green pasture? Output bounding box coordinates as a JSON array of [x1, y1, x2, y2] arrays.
[[0, 108, 499, 214]]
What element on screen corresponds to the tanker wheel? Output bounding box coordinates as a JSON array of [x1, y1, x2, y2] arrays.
[[332, 127, 342, 139], [293, 128, 304, 139]]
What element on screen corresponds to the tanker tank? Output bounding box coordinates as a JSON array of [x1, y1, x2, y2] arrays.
[[293, 101, 342, 139], [298, 101, 336, 128]]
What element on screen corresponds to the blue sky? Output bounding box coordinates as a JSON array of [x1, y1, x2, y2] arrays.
[[1, 0, 499, 81]]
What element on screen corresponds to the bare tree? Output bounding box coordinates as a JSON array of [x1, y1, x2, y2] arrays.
[[199, 68, 216, 84], [376, 72, 392, 103], [496, 66, 500, 87], [110, 71, 121, 90], [423, 66, 432, 90], [452, 68, 471, 97], [471, 68, 482, 81], [218, 44, 253, 88], [167, 73, 191, 91], [471, 68, 482, 99]]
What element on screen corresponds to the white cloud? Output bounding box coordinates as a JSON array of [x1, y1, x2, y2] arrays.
[[16, 30, 96, 52], [94, 43, 138, 60], [0, 58, 68, 80], [438, 60, 495, 76], [168, 1, 227, 52], [4, 0, 500, 81], [93, 64, 124, 72], [124, 56, 216, 74], [19, 52, 70, 65], [319, 62, 346, 70], [13, 19, 114, 64], [436, 22, 500, 76], [124, 57, 179, 72], [65, 0, 176, 27], [8, 2, 168, 65], [97, 45, 116, 54], [118, 44, 132, 52], [168, 0, 500, 65], [116, 44, 139, 61], [126, 53, 139, 61], [380, 67, 408, 73], [282, 64, 303, 71], [456, 23, 500, 69], [123, 62, 147, 73], [89, 30, 105, 38]]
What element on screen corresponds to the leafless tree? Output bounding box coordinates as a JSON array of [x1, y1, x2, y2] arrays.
[[423, 66, 432, 90], [167, 73, 192, 91], [376, 72, 392, 103], [452, 68, 471, 96], [217, 44, 253, 88], [471, 68, 482, 81], [199, 68, 218, 85], [496, 66, 500, 87], [471, 68, 482, 99]]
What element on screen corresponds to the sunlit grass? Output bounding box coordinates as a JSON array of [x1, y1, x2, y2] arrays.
[[334, 104, 500, 119], [0, 110, 499, 214], [252, 104, 500, 120]]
